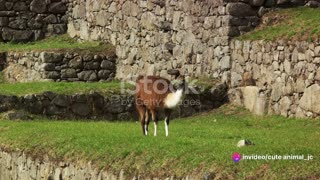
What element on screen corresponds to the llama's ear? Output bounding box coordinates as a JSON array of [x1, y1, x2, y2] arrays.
[[167, 69, 180, 79]]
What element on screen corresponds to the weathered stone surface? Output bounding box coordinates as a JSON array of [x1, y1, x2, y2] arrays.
[[3, 110, 33, 120], [69, 56, 83, 69], [61, 69, 77, 78], [13, 2, 28, 11], [250, 0, 265, 6], [48, 2, 67, 14], [101, 60, 114, 70], [44, 71, 60, 79], [40, 52, 63, 63], [42, 63, 55, 71], [279, 96, 291, 117], [8, 19, 27, 29], [98, 70, 112, 79], [71, 103, 91, 116], [0, 0, 6, 10], [241, 86, 259, 112], [265, 0, 276, 7], [78, 71, 98, 81], [226, 3, 257, 17], [52, 95, 69, 107], [30, 0, 47, 13], [253, 93, 267, 115], [299, 84, 320, 114], [0, 17, 9, 27], [43, 14, 58, 24], [84, 61, 100, 70], [2, 28, 33, 42]]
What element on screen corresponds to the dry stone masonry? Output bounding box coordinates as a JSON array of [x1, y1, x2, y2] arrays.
[[66, 0, 315, 81], [67, 0, 262, 81], [0, 0, 68, 42], [229, 40, 320, 118], [2, 51, 116, 82], [0, 150, 127, 180], [0, 83, 228, 120]]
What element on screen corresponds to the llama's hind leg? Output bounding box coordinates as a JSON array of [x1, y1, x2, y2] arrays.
[[150, 109, 158, 136], [164, 109, 172, 137], [137, 105, 146, 135]]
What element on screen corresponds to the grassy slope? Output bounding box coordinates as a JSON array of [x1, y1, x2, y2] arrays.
[[0, 35, 114, 54], [0, 105, 319, 179], [238, 7, 320, 41], [0, 81, 134, 96]]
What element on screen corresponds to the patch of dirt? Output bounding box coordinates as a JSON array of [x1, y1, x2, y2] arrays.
[[260, 10, 290, 27]]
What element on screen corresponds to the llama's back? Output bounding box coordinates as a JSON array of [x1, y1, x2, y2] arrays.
[[135, 76, 173, 109]]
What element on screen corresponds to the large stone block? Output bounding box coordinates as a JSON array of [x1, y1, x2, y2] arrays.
[[71, 103, 91, 116], [40, 52, 63, 63], [241, 86, 259, 112], [226, 3, 257, 17], [30, 0, 47, 13], [2, 28, 33, 42], [48, 2, 67, 14], [61, 69, 77, 78], [8, 19, 27, 29], [13, 2, 28, 11], [299, 84, 320, 114], [0, 17, 8, 27], [78, 71, 98, 81]]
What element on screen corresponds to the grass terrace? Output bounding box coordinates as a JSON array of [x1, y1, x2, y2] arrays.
[[0, 105, 319, 179], [0, 34, 115, 54], [238, 7, 320, 41], [0, 81, 134, 96]]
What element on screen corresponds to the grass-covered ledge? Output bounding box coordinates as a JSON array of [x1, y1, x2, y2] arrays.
[[0, 81, 133, 96], [0, 105, 319, 179], [238, 7, 320, 41], [0, 34, 115, 54], [0, 35, 117, 83]]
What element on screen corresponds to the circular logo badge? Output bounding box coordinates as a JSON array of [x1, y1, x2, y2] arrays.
[[232, 152, 241, 163]]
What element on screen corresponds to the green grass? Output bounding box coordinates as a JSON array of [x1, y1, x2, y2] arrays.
[[238, 7, 320, 41], [0, 34, 115, 54], [0, 105, 319, 179], [0, 81, 133, 96]]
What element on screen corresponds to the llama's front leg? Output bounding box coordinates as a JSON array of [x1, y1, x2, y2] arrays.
[[154, 121, 158, 136], [164, 118, 169, 137], [144, 110, 150, 135], [164, 109, 171, 137]]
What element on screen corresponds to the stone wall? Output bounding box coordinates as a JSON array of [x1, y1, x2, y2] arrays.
[[0, 150, 126, 180], [0, 83, 228, 120], [2, 51, 116, 82], [67, 0, 262, 81], [0, 0, 68, 42], [229, 40, 320, 118], [0, 149, 208, 179]]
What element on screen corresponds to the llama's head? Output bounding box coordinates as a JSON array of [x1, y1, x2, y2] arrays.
[[167, 69, 186, 91], [174, 75, 186, 90]]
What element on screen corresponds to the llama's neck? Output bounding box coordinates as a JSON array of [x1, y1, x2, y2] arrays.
[[164, 89, 184, 109]]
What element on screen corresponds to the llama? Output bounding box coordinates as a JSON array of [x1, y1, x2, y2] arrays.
[[135, 71, 185, 136]]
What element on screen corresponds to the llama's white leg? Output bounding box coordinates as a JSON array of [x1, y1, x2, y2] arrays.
[[144, 125, 148, 135], [154, 122, 157, 136], [165, 118, 169, 137]]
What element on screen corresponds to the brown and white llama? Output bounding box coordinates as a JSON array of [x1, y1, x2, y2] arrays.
[[135, 70, 185, 136]]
